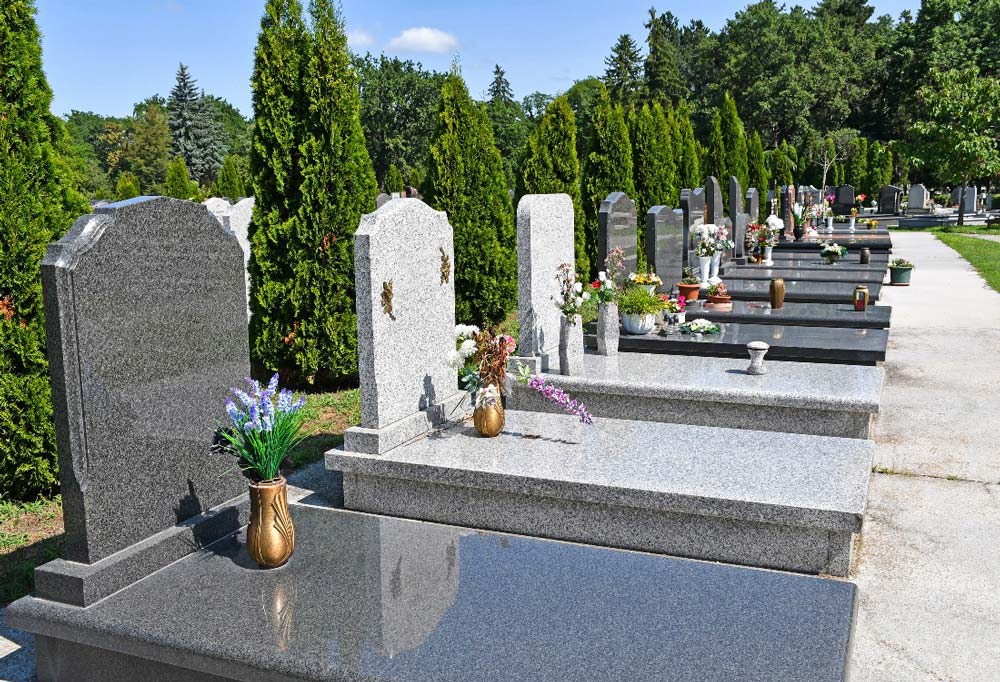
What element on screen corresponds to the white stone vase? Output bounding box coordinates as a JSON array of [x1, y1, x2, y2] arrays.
[[710, 252, 722, 280], [763, 246, 773, 266], [595, 302, 619, 356], [826, 217, 833, 230], [620, 313, 657, 335], [559, 314, 583, 375], [699, 255, 712, 288]]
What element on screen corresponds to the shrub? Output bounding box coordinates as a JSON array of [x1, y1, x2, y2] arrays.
[[617, 285, 663, 315]]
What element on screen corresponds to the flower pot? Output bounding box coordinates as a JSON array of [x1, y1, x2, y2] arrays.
[[620, 312, 657, 335], [559, 314, 583, 375], [889, 266, 913, 285], [849, 217, 856, 231], [641, 284, 657, 295], [677, 282, 700, 302], [596, 302, 619, 355], [769, 278, 786, 309], [823, 252, 841, 264], [706, 294, 731, 304], [793, 224, 805, 241], [763, 246, 773, 266], [710, 252, 721, 280], [826, 217, 833, 230], [474, 402, 505, 437], [698, 255, 712, 288], [247, 477, 295, 569]]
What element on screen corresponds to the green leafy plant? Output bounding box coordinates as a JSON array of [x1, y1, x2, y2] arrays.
[[617, 285, 664, 315], [890, 257, 914, 269], [707, 282, 729, 297], [680, 267, 701, 285]]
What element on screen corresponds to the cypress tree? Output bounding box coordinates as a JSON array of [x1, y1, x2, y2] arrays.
[[582, 86, 635, 278], [383, 163, 404, 193], [422, 72, 516, 326], [747, 131, 769, 220], [115, 172, 141, 200], [704, 110, 727, 191], [518, 96, 587, 278], [0, 0, 88, 500], [631, 103, 673, 264], [168, 63, 226, 186], [720, 93, 748, 194], [867, 141, 892, 195], [653, 102, 678, 206], [675, 101, 701, 189], [164, 157, 194, 199], [214, 154, 246, 200], [846, 136, 868, 193]]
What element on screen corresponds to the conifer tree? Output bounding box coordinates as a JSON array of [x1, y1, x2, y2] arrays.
[[704, 110, 727, 193], [720, 93, 749, 194], [164, 157, 194, 199], [653, 102, 678, 206], [675, 101, 701, 189], [644, 8, 684, 105], [423, 71, 516, 326], [518, 96, 587, 277], [867, 141, 892, 195], [214, 154, 246, 199], [168, 63, 226, 186], [846, 136, 868, 192], [747, 131, 769, 220], [603, 34, 644, 108], [0, 0, 88, 499], [485, 64, 528, 190], [630, 103, 674, 263], [115, 172, 141, 200], [770, 142, 794, 187], [383, 163, 404, 193], [124, 103, 171, 192], [582, 86, 635, 278]]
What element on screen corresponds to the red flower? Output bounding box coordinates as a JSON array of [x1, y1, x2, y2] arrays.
[[591, 281, 600, 289]]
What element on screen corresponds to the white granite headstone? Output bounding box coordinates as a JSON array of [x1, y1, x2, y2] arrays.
[[227, 197, 254, 317], [908, 184, 928, 210], [202, 197, 234, 226]]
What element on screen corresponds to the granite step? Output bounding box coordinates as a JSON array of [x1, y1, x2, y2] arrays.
[[724, 278, 883, 304], [775, 235, 892, 251], [8, 504, 858, 682], [721, 266, 886, 284], [507, 351, 883, 439], [769, 251, 889, 264], [329, 410, 873, 577], [685, 299, 891, 329]]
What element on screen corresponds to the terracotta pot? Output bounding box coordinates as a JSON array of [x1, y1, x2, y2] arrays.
[[706, 294, 731, 304], [769, 278, 786, 309], [677, 282, 700, 302], [474, 402, 505, 437], [247, 477, 295, 569]]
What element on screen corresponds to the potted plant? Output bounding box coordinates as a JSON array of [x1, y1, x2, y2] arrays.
[[617, 285, 663, 335], [220, 375, 306, 569], [792, 202, 806, 241], [744, 223, 763, 262], [450, 326, 517, 436], [629, 270, 662, 294], [663, 295, 687, 325], [677, 267, 701, 302], [553, 263, 589, 375], [889, 257, 914, 285], [820, 241, 847, 264], [706, 281, 731, 304], [679, 318, 721, 337]]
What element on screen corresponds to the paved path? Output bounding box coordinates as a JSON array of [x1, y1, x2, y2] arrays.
[[850, 231, 1000, 680]]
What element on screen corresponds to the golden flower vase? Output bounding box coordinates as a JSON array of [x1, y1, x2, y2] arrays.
[[474, 403, 505, 437], [247, 477, 295, 569]]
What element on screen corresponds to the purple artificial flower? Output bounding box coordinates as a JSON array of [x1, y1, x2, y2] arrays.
[[527, 375, 593, 424], [277, 388, 292, 413], [267, 373, 279, 394], [225, 400, 241, 426], [232, 387, 254, 408]]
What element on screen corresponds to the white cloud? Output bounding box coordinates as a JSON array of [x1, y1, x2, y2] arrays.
[[347, 29, 375, 49], [386, 27, 458, 54]]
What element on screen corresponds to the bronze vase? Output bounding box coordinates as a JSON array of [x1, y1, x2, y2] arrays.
[[247, 477, 295, 569], [474, 402, 505, 437], [769, 278, 786, 309]]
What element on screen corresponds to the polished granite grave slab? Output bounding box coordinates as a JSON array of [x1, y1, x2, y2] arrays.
[[725, 278, 883, 304], [587, 322, 887, 365], [330, 410, 872, 576], [721, 266, 885, 284], [775, 235, 892, 250], [686, 300, 891, 329], [508, 352, 883, 438], [9, 505, 858, 682], [725, 260, 887, 274], [770, 251, 889, 264]]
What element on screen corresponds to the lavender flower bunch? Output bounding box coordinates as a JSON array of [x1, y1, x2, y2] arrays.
[[512, 363, 593, 424], [220, 374, 306, 482]]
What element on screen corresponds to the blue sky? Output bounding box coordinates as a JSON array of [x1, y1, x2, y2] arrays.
[[37, 0, 919, 119]]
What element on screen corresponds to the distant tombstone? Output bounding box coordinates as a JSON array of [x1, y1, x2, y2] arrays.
[[908, 184, 929, 210], [837, 185, 855, 206], [202, 197, 234, 225], [680, 188, 706, 271], [515, 194, 575, 369], [227, 197, 254, 317], [41, 197, 249, 565], [949, 186, 977, 213], [598, 192, 637, 276], [705, 176, 725, 225], [745, 188, 760, 222], [766, 189, 777, 215], [728, 177, 746, 259], [781, 184, 797, 236], [344, 199, 464, 455], [879, 185, 902, 214], [376, 193, 392, 208], [645, 205, 683, 290]]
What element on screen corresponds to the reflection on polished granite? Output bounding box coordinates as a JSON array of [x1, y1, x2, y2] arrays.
[[722, 266, 885, 283], [10, 506, 856, 681], [687, 299, 892, 329], [725, 278, 883, 304], [770, 251, 889, 264]]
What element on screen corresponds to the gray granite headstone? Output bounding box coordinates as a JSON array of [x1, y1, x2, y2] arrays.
[[878, 185, 902, 214], [645, 206, 683, 290], [837, 185, 854, 206], [781, 185, 797, 236], [41, 197, 249, 564], [515, 194, 575, 368], [728, 177, 746, 258], [949, 185, 976, 213], [344, 199, 465, 455], [227, 197, 254, 317], [706, 176, 724, 225], [376, 193, 392, 208], [598, 192, 637, 276], [746, 188, 760, 222], [908, 184, 928, 210], [680, 188, 705, 271]]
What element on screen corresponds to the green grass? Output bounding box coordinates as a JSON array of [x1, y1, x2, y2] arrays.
[[1, 496, 65, 604], [937, 233, 1000, 294], [289, 388, 361, 468]]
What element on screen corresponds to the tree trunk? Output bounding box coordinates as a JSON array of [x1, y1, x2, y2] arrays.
[[958, 176, 969, 226]]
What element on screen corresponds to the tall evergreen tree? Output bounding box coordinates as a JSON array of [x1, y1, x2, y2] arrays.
[[845, 135, 868, 192], [518, 96, 587, 278], [214, 154, 246, 200], [769, 142, 794, 187], [582, 86, 635, 278], [115, 172, 141, 200], [603, 34, 644, 108], [423, 72, 516, 326], [485, 64, 528, 190], [704, 110, 727, 192], [747, 131, 769, 220], [867, 140, 892, 195], [124, 103, 171, 192], [0, 0, 88, 500], [675, 101, 701, 189], [630, 103, 674, 264], [644, 8, 684, 105], [168, 63, 226, 186], [653, 102, 678, 206], [383, 163, 404, 193], [720, 92, 749, 194], [164, 156, 195, 199]]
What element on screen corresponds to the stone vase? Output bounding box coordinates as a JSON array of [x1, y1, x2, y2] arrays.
[[596, 302, 619, 356], [763, 246, 774, 266], [769, 278, 786, 310], [849, 217, 856, 231], [247, 477, 295, 569], [793, 223, 805, 241], [826, 217, 833, 230], [698, 255, 712, 289], [559, 314, 583, 376], [746, 341, 769, 375], [710, 252, 722, 280]]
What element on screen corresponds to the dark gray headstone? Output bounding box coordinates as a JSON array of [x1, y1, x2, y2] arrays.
[[732, 213, 748, 259], [42, 197, 249, 564], [680, 188, 706, 271], [706, 176, 724, 225], [728, 177, 743, 220], [598, 192, 637, 276], [645, 206, 683, 291], [878, 185, 902, 214], [746, 188, 760, 222], [837, 185, 855, 206], [949, 185, 976, 213], [781, 185, 797, 235]]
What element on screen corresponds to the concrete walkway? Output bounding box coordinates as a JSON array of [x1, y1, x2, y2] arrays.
[[850, 231, 1000, 680], [960, 232, 1000, 244]]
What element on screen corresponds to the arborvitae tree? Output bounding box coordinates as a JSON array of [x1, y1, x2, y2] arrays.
[[214, 154, 246, 200], [164, 156, 195, 199], [603, 34, 644, 108], [422, 72, 516, 326], [0, 0, 88, 500], [704, 110, 727, 192], [115, 172, 141, 200], [846, 136, 868, 191], [747, 131, 769, 220], [168, 63, 226, 186], [720, 93, 749, 194], [124, 103, 171, 192], [383, 163, 404, 193], [582, 86, 635, 278], [769, 143, 794, 187], [518, 96, 587, 278], [867, 140, 893, 195], [630, 103, 673, 264], [675, 101, 701, 189], [644, 8, 684, 105], [653, 102, 678, 206]]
